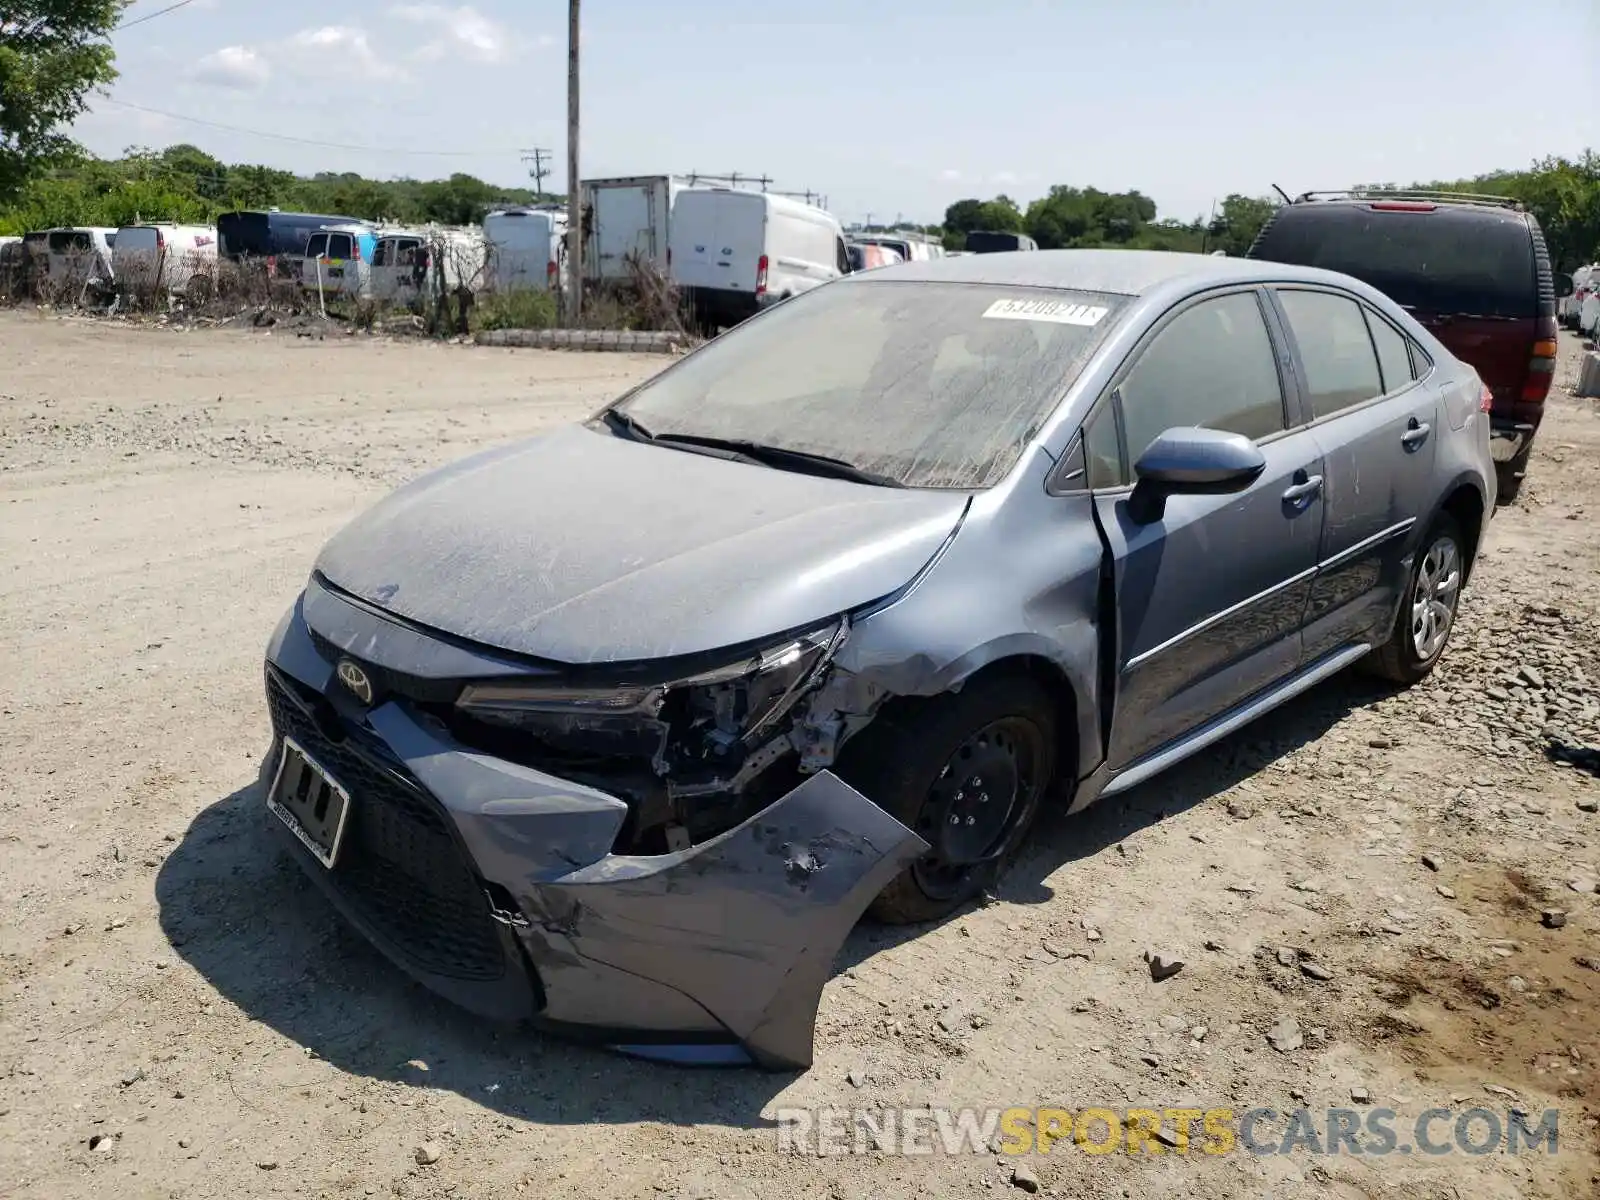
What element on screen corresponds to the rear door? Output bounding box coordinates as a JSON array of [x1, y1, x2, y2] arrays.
[[590, 184, 652, 281], [1269, 287, 1438, 657], [1090, 288, 1326, 771], [669, 191, 766, 293]]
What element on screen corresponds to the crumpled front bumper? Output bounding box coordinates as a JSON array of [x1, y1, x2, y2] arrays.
[[261, 594, 927, 1070]]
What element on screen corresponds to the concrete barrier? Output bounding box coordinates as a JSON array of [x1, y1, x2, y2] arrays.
[[474, 328, 688, 353]]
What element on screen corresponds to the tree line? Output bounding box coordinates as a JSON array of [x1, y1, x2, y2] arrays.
[[0, 142, 555, 234], [940, 153, 1600, 272]]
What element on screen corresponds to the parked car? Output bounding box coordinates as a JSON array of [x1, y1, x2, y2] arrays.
[[1247, 191, 1566, 503], [1581, 288, 1600, 337], [581, 175, 688, 285], [300, 225, 380, 297], [1560, 263, 1597, 328], [964, 230, 1038, 254], [111, 223, 218, 303], [483, 207, 566, 294], [845, 241, 904, 272], [853, 232, 943, 263], [218, 209, 368, 279], [370, 228, 487, 304], [669, 187, 849, 328], [259, 249, 1493, 1072]]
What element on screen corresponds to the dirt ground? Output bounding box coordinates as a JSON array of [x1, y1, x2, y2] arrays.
[[2, 310, 1599, 1200]]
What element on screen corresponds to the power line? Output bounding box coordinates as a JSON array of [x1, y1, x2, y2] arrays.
[[99, 99, 524, 157], [114, 0, 196, 31]]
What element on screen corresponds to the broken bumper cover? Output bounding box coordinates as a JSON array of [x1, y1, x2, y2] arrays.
[[261, 596, 927, 1070]]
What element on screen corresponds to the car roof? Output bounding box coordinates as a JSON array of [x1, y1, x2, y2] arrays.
[[877, 247, 1352, 296]]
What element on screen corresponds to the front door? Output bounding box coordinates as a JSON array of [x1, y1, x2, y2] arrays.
[[1269, 287, 1442, 657], [1090, 288, 1325, 771]]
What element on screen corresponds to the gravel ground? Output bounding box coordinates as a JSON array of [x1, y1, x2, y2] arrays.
[[2, 311, 1599, 1200]]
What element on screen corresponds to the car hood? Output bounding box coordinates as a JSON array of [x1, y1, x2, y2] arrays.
[[313, 424, 968, 664]]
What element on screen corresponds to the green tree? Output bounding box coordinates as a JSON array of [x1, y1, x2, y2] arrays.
[[941, 195, 1024, 248], [0, 0, 121, 204], [1208, 193, 1277, 256]]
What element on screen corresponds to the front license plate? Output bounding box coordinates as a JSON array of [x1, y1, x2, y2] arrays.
[[267, 736, 352, 868]]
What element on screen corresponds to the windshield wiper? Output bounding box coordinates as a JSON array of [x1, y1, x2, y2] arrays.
[[599, 407, 655, 441], [650, 433, 905, 488]]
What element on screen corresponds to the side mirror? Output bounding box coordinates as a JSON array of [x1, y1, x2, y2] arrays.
[[1127, 427, 1267, 523], [1556, 272, 1574, 299]]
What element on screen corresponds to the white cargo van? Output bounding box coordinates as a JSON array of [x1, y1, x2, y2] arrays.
[[668, 189, 849, 329], [298, 225, 378, 298], [483, 208, 566, 293], [581, 175, 688, 285], [371, 228, 488, 303], [41, 227, 117, 298], [112, 223, 218, 302]]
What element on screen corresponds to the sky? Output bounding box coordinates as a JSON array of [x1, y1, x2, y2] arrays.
[[73, 0, 1598, 227]]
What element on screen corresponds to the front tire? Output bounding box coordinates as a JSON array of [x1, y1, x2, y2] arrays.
[[836, 673, 1058, 924], [1367, 513, 1465, 685]]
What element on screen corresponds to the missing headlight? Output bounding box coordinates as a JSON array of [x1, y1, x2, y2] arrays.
[[452, 618, 848, 777]]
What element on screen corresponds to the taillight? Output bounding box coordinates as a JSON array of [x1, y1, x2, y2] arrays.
[[1480, 384, 1494, 412], [1521, 334, 1559, 403], [755, 254, 769, 295], [155, 229, 165, 251], [352, 241, 362, 262], [547, 259, 558, 285]]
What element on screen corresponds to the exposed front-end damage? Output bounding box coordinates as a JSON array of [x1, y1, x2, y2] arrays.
[[441, 615, 882, 856], [262, 583, 929, 1070]]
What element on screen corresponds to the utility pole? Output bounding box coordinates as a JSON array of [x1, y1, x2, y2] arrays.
[[521, 148, 551, 197], [565, 0, 582, 321]]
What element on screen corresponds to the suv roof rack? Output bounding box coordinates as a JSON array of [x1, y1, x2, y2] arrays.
[[1292, 188, 1525, 211]]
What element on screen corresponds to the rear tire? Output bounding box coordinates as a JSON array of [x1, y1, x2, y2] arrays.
[[1367, 513, 1465, 685], [1495, 444, 1531, 506], [835, 673, 1058, 924]]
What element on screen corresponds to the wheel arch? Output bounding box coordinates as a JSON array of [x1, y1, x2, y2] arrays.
[[857, 652, 1084, 801], [1433, 476, 1488, 583]]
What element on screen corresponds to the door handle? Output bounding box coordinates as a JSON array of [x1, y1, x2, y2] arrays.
[[1282, 472, 1323, 507], [1401, 419, 1431, 449]]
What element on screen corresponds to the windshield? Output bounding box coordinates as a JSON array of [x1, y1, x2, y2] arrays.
[[611, 280, 1129, 489], [1251, 206, 1537, 318]]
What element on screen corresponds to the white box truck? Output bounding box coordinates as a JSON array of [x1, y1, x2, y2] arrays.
[[580, 175, 689, 285]]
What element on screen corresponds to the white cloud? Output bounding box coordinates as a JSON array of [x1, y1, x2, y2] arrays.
[[938, 168, 964, 182], [289, 25, 403, 79], [189, 45, 270, 90], [391, 4, 516, 63]]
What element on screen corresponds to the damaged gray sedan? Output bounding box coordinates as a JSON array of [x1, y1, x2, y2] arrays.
[[261, 250, 1495, 1069]]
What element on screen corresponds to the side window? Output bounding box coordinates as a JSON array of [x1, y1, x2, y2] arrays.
[[1277, 289, 1383, 418], [1118, 291, 1287, 463], [1407, 339, 1432, 380], [1083, 402, 1123, 488], [1363, 307, 1415, 394]]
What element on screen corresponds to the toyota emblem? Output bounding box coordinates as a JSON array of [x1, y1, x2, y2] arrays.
[[336, 659, 374, 705]]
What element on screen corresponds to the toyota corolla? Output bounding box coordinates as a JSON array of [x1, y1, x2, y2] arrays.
[[260, 250, 1495, 1070]]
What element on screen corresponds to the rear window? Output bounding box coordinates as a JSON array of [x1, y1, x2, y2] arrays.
[[965, 232, 1025, 253], [48, 232, 91, 253], [373, 238, 422, 266], [218, 213, 273, 258], [1250, 205, 1537, 319]]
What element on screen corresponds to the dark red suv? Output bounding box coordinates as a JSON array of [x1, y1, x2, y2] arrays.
[[1247, 192, 1570, 501]]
